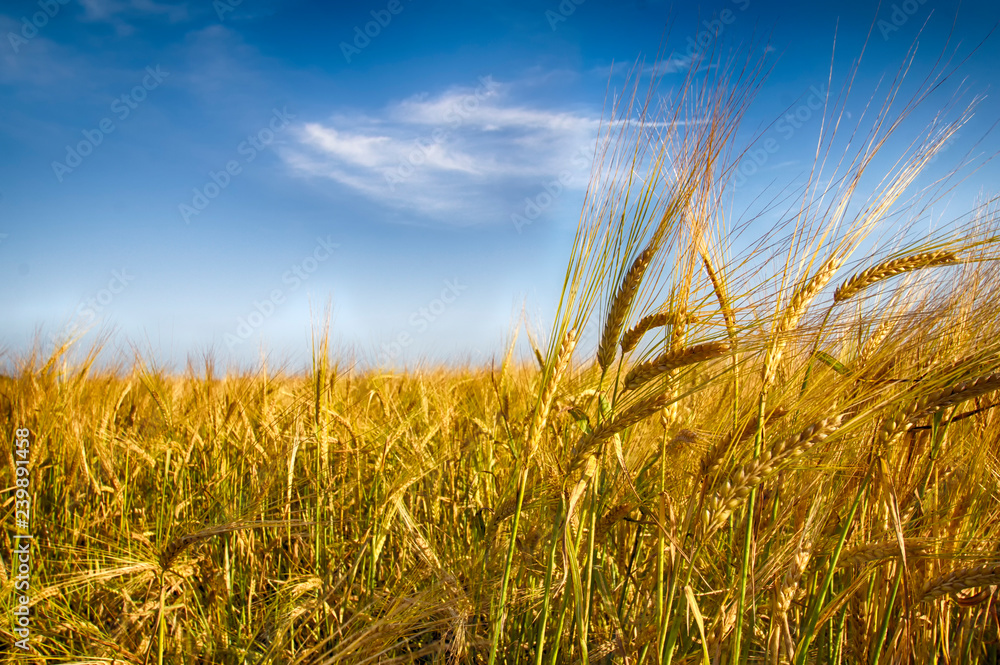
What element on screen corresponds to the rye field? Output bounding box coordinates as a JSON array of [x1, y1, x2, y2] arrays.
[[5, 50, 1000, 664]]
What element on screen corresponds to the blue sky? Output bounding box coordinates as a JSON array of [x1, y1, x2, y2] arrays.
[[2, 0, 999, 372]]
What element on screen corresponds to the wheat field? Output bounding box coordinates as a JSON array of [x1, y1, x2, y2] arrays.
[[5, 48, 1000, 664]]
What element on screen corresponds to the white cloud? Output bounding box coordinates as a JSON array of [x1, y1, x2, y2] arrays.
[[643, 56, 694, 76], [281, 78, 602, 226], [79, 0, 189, 22], [0, 16, 78, 86], [78, 0, 189, 35], [591, 55, 695, 80]]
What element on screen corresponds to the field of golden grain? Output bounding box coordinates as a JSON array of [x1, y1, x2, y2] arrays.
[[5, 51, 1000, 664]]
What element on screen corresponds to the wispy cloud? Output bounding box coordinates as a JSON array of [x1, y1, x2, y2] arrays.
[[281, 78, 601, 226], [0, 16, 79, 87], [78, 0, 190, 31], [590, 55, 695, 80]]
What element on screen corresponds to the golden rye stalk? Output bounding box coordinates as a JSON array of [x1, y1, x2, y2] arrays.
[[620, 311, 697, 355], [840, 539, 932, 567], [834, 251, 959, 303], [920, 562, 1000, 602], [525, 328, 578, 461], [702, 415, 842, 533], [597, 243, 657, 371], [700, 406, 788, 478], [763, 254, 845, 390], [622, 341, 731, 392], [567, 391, 676, 473], [878, 371, 1000, 446], [858, 319, 896, 364]]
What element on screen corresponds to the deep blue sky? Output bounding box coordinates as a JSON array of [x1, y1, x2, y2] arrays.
[[2, 0, 998, 372]]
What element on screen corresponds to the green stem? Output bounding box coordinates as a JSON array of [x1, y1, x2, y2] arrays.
[[732, 394, 767, 663], [582, 484, 599, 648], [548, 598, 569, 665], [618, 522, 643, 620], [489, 466, 530, 665], [870, 564, 902, 664], [794, 465, 871, 664], [157, 572, 166, 665], [657, 425, 667, 663], [663, 541, 705, 665], [534, 498, 565, 665]]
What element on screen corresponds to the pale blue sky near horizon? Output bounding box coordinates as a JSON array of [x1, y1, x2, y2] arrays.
[[2, 0, 999, 373]]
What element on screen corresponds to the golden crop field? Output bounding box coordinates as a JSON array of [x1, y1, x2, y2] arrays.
[[5, 49, 1000, 664]]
